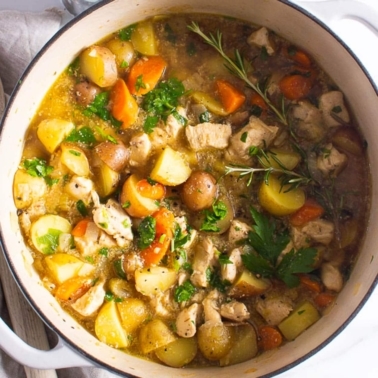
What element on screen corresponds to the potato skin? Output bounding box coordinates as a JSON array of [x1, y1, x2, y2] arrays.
[[95, 140, 129, 172], [181, 171, 217, 211]]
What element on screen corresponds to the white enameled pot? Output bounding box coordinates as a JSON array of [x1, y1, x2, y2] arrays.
[[0, 0, 378, 376]]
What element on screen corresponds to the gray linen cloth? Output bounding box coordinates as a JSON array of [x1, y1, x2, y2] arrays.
[[0, 9, 121, 378]]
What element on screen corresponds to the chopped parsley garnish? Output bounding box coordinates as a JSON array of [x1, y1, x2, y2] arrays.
[[199, 110, 210, 123], [174, 280, 196, 303], [142, 77, 186, 133], [200, 200, 228, 232], [83, 92, 122, 129], [147, 177, 157, 186], [218, 253, 233, 265], [240, 131, 248, 143], [242, 207, 317, 287], [113, 259, 126, 279], [207, 268, 231, 293], [65, 126, 96, 146], [95, 126, 118, 144], [171, 223, 191, 251], [105, 291, 123, 302], [69, 150, 81, 156], [122, 201, 131, 209], [135, 75, 147, 92], [137, 216, 156, 249], [85, 256, 95, 264], [76, 200, 88, 216], [99, 247, 109, 257], [67, 57, 80, 76], [120, 60, 129, 68], [119, 24, 136, 41], [23, 158, 58, 187], [332, 105, 342, 114]]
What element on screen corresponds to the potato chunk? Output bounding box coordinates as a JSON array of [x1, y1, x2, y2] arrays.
[[155, 337, 197, 368], [60, 143, 90, 177], [117, 298, 150, 334], [135, 267, 177, 296], [229, 269, 271, 298]]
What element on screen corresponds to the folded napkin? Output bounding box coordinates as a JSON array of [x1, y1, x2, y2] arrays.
[[0, 9, 119, 378]]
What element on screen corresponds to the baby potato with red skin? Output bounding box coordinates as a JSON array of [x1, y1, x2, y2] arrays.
[[181, 171, 218, 211]]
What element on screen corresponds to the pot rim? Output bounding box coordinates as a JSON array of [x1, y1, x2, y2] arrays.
[[1, 0, 377, 376]]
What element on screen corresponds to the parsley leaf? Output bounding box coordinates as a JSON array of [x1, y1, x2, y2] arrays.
[[174, 280, 196, 303], [137, 216, 156, 249], [23, 158, 58, 186], [200, 200, 228, 232], [83, 92, 122, 129], [119, 24, 136, 41], [172, 223, 191, 251], [208, 269, 231, 293], [142, 78, 186, 133], [65, 126, 96, 146], [242, 207, 317, 287], [37, 229, 62, 255], [76, 200, 88, 216]]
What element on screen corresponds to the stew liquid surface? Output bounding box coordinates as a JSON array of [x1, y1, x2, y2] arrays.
[[13, 13, 370, 368]]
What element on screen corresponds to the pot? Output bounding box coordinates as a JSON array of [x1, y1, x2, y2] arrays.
[[0, 0, 378, 376]]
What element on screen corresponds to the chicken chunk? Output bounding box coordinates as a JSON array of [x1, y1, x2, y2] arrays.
[[220, 301, 250, 322], [175, 216, 198, 250], [228, 219, 252, 246], [129, 132, 152, 167], [71, 279, 105, 317], [226, 116, 278, 164], [191, 238, 216, 288], [317, 143, 348, 177], [65, 175, 94, 203], [92, 191, 133, 247], [176, 303, 203, 338], [319, 91, 350, 127], [150, 290, 179, 319], [321, 262, 343, 292], [221, 248, 243, 284], [247, 27, 275, 55], [185, 123, 232, 151], [292, 219, 334, 249], [291, 101, 326, 142], [123, 252, 143, 281], [203, 290, 222, 323], [256, 296, 293, 326], [165, 106, 187, 142]]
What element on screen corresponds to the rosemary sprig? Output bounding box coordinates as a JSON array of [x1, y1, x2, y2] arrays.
[[187, 22, 288, 126], [224, 164, 312, 191]]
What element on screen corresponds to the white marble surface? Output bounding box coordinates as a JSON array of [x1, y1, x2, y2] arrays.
[[0, 0, 377, 377]]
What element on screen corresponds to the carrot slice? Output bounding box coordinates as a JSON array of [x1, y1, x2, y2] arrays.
[[55, 276, 92, 301], [315, 292, 336, 308], [279, 74, 312, 100], [258, 326, 283, 351], [299, 274, 322, 293], [285, 46, 312, 68], [127, 55, 167, 95], [251, 92, 268, 111], [140, 207, 175, 267], [110, 78, 139, 129], [136, 179, 166, 200], [72, 219, 91, 237], [289, 199, 325, 227], [216, 79, 246, 114]]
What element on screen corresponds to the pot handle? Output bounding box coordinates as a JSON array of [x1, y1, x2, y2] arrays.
[[292, 0, 378, 34], [0, 317, 92, 369]]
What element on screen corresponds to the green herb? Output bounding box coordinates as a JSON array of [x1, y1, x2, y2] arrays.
[[187, 23, 288, 125], [172, 110, 188, 126], [120, 60, 129, 68], [218, 254, 233, 265], [37, 229, 62, 255], [260, 46, 269, 61], [298, 310, 306, 315], [122, 201, 131, 209], [83, 92, 122, 129], [135, 75, 147, 92], [95, 126, 118, 144], [99, 247, 109, 257], [66, 126, 96, 146], [76, 200, 88, 216], [171, 223, 191, 251], [147, 177, 157, 185], [105, 291, 122, 302], [199, 110, 210, 123], [200, 200, 228, 232], [240, 132, 248, 143], [122, 219, 130, 228], [69, 150, 81, 156], [23, 158, 58, 186], [67, 57, 80, 76], [137, 216, 156, 249], [85, 256, 95, 264], [99, 222, 108, 229], [182, 262, 193, 273], [164, 23, 177, 44], [242, 208, 317, 287], [208, 269, 231, 293], [174, 280, 196, 303], [332, 105, 342, 114], [142, 77, 186, 133], [119, 24, 136, 41], [113, 259, 126, 279]]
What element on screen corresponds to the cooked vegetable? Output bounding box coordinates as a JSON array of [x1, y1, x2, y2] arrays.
[[216, 80, 246, 114], [60, 144, 90, 177], [279, 74, 312, 100], [139, 319, 177, 354], [94, 140, 129, 172], [127, 55, 167, 95], [289, 199, 325, 227], [229, 269, 271, 298], [106, 39, 136, 71], [110, 78, 139, 128], [150, 146, 192, 186], [136, 179, 166, 200], [120, 174, 160, 217], [190, 91, 228, 116], [55, 276, 92, 301], [257, 326, 283, 351], [197, 321, 234, 360], [80, 45, 118, 88], [331, 126, 364, 156], [259, 148, 301, 170], [155, 337, 197, 367], [117, 298, 150, 333], [285, 46, 312, 68], [31, 215, 72, 254], [95, 300, 130, 348], [130, 20, 158, 56], [135, 266, 177, 296], [181, 171, 218, 211], [37, 119, 75, 153], [96, 161, 120, 197], [259, 174, 305, 216]]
